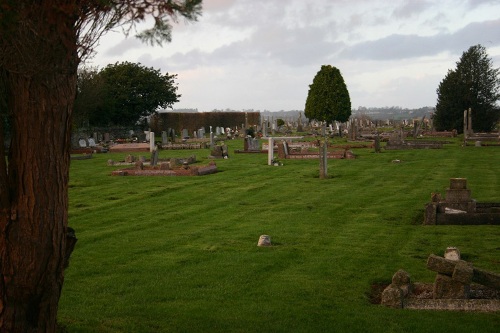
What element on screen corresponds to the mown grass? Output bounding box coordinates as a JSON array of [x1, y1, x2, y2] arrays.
[[59, 137, 500, 332]]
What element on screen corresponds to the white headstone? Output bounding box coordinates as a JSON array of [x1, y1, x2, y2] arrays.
[[78, 139, 87, 148], [257, 235, 271, 247], [149, 132, 155, 152], [444, 247, 461, 261]]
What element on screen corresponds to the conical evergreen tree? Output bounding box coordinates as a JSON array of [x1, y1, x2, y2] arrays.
[[305, 65, 351, 124], [435, 44, 500, 133]]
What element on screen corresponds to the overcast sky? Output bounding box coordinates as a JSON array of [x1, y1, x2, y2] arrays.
[[87, 0, 500, 112]]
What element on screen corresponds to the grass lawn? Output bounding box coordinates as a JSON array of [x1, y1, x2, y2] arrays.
[[59, 137, 500, 332]]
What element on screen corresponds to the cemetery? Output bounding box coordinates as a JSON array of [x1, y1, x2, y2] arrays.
[[58, 130, 500, 332]]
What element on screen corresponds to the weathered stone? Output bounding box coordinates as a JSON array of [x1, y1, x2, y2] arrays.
[[449, 178, 467, 190], [159, 162, 170, 170], [453, 261, 474, 284], [135, 161, 144, 170], [427, 254, 500, 290], [444, 247, 461, 261], [473, 267, 500, 290], [427, 254, 457, 275], [445, 189, 472, 202], [257, 235, 271, 247], [381, 285, 404, 308], [392, 269, 411, 287], [125, 154, 136, 163], [431, 192, 442, 202], [424, 203, 438, 225], [433, 274, 469, 299]]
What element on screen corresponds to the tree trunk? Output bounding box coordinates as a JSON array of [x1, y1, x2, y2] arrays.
[[0, 69, 76, 332], [0, 2, 80, 330]]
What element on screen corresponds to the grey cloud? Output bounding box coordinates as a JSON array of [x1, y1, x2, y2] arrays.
[[392, 0, 430, 19], [103, 35, 146, 57], [160, 22, 341, 70], [340, 19, 500, 60]]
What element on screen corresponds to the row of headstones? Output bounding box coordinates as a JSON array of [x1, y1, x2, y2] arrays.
[[178, 127, 234, 140], [76, 130, 152, 148]]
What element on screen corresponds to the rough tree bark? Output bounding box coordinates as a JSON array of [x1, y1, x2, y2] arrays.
[[0, 5, 78, 332]]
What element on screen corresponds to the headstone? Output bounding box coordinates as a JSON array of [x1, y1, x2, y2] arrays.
[[135, 160, 144, 170], [444, 247, 461, 261], [381, 269, 412, 308], [149, 132, 155, 152], [182, 129, 189, 139], [125, 154, 136, 163], [257, 235, 271, 247], [162, 131, 168, 145], [88, 138, 96, 147], [374, 134, 381, 153], [150, 149, 159, 166], [221, 145, 228, 158], [104, 133, 110, 142], [169, 128, 175, 142]]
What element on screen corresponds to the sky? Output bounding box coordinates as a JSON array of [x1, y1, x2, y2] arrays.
[[87, 0, 500, 112]]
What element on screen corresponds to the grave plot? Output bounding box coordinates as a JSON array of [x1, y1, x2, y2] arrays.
[[384, 131, 444, 150], [109, 154, 217, 176], [378, 247, 499, 312], [424, 178, 500, 225], [276, 140, 356, 160]]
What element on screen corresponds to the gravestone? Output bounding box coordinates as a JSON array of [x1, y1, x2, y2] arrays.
[[78, 139, 87, 148], [150, 149, 159, 166], [168, 128, 175, 142], [162, 131, 168, 145], [125, 154, 136, 163], [381, 269, 412, 308], [182, 129, 189, 139], [257, 235, 271, 247], [221, 145, 228, 158], [88, 138, 96, 147], [149, 131, 155, 152], [374, 134, 381, 153]]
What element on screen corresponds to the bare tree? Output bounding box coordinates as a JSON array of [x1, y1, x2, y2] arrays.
[[0, 1, 202, 331]]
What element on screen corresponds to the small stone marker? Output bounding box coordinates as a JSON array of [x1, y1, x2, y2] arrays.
[[257, 235, 271, 247], [444, 247, 461, 261]]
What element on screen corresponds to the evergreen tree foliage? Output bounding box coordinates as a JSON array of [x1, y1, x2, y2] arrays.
[[305, 65, 351, 124], [434, 44, 500, 133]]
